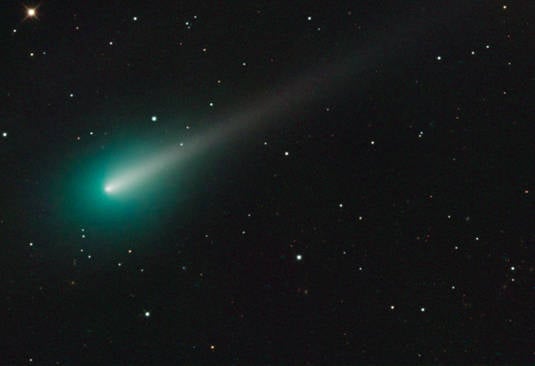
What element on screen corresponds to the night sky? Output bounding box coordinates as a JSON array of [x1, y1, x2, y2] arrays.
[[1, 1, 534, 364]]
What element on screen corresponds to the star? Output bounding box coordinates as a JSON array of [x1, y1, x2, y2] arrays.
[[25, 7, 38, 19]]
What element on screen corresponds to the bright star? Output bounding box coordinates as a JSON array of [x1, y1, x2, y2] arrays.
[[25, 7, 38, 19]]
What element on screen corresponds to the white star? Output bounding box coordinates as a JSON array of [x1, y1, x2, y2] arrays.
[[27, 8, 37, 18]]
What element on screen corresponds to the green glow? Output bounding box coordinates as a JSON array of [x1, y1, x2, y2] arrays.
[[103, 144, 182, 195]]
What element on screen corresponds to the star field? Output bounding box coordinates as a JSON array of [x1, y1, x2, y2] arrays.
[[0, 1, 533, 365]]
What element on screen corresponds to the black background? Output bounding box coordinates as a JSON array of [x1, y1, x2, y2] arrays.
[[1, 1, 533, 364]]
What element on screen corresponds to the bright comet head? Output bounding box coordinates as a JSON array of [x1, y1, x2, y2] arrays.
[[104, 184, 114, 193]]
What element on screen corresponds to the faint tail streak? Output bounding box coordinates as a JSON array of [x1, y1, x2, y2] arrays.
[[104, 2, 469, 194]]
